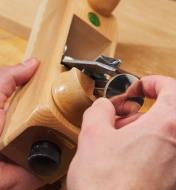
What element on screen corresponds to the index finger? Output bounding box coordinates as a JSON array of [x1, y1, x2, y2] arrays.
[[127, 75, 176, 99], [111, 75, 176, 115]]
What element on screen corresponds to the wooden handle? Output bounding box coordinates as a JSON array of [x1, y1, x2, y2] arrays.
[[52, 68, 95, 127], [88, 0, 120, 16]]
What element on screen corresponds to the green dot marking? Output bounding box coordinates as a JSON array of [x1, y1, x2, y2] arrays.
[[88, 12, 101, 27]]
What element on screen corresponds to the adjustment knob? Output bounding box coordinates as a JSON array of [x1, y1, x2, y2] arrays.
[[28, 141, 61, 176], [88, 0, 120, 16], [104, 74, 144, 115], [52, 68, 95, 127]]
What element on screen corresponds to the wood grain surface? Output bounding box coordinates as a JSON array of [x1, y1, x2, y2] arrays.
[[0, 0, 119, 186], [1, 0, 175, 112], [0, 0, 176, 77], [0, 0, 40, 39], [115, 0, 176, 78], [0, 0, 176, 188], [0, 29, 26, 66]]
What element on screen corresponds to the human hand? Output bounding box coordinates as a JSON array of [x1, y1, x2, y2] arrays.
[[67, 75, 176, 190], [0, 58, 43, 190]]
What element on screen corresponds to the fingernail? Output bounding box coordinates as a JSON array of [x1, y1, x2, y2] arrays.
[[23, 58, 39, 66]]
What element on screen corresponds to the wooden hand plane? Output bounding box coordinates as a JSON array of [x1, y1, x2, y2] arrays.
[[0, 0, 137, 184]]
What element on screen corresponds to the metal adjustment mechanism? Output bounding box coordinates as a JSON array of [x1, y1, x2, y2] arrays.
[[62, 55, 122, 96], [61, 55, 144, 110]]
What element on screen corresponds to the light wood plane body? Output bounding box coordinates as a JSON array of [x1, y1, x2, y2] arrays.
[[0, 0, 118, 183]]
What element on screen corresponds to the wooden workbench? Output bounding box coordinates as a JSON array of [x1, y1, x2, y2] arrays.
[[115, 0, 176, 78], [0, 29, 26, 66], [0, 0, 175, 113], [0, 0, 176, 77]]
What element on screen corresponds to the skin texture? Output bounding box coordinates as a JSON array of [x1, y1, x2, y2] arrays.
[[67, 75, 176, 190], [1, 60, 176, 190], [0, 58, 43, 190]]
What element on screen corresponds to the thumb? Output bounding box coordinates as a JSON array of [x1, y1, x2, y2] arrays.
[[81, 98, 116, 136], [0, 58, 39, 134], [8, 58, 39, 86], [0, 58, 39, 108]]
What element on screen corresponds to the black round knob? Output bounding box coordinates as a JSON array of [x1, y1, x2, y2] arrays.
[[28, 141, 61, 176]]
